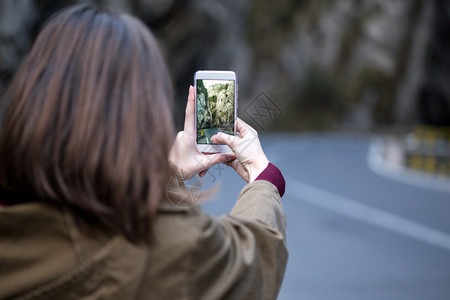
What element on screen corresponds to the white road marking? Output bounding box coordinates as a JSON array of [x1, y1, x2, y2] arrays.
[[367, 138, 450, 194], [286, 176, 450, 251]]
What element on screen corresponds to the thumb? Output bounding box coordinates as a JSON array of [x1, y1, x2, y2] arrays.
[[211, 132, 237, 149], [201, 153, 235, 169]]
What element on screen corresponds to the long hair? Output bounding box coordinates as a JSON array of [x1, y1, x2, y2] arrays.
[[0, 5, 175, 244]]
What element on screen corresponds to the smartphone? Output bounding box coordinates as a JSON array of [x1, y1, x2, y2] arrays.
[[194, 70, 237, 153]]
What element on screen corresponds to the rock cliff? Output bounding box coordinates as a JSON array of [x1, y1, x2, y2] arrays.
[[0, 0, 448, 130], [197, 81, 234, 130]]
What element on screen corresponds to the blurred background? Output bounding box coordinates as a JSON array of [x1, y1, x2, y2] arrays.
[[1, 0, 449, 299]]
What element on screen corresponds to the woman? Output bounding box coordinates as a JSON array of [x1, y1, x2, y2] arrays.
[[0, 5, 287, 300]]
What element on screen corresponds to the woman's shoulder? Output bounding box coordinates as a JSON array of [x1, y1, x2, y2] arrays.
[[0, 202, 104, 298], [155, 198, 214, 240]]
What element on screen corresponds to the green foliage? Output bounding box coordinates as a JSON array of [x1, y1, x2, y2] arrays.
[[197, 80, 208, 101]]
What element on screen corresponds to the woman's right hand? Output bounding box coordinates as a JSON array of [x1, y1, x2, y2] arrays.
[[211, 118, 269, 183]]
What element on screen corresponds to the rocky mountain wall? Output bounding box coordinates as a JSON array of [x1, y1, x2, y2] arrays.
[[196, 82, 234, 130], [0, 0, 448, 131]]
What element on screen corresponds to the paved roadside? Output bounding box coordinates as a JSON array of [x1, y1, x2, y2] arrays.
[[200, 133, 450, 300]]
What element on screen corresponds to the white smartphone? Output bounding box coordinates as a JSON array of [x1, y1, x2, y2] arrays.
[[194, 70, 237, 153]]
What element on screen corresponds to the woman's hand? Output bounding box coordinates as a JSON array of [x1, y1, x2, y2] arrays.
[[211, 119, 269, 183], [169, 86, 235, 180]]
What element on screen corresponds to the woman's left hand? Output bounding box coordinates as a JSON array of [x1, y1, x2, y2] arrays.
[[169, 86, 235, 180]]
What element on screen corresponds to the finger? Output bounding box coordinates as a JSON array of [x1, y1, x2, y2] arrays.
[[201, 153, 235, 169], [225, 159, 249, 182], [236, 118, 257, 138], [235, 118, 248, 137], [219, 153, 237, 163], [184, 86, 195, 134], [199, 168, 209, 177], [211, 132, 238, 149]]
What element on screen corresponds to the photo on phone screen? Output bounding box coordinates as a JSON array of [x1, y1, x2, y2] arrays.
[[196, 79, 235, 144]]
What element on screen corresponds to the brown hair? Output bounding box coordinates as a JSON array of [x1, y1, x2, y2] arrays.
[[0, 5, 175, 244]]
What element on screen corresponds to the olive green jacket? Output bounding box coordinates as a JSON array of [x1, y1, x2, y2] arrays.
[[0, 180, 287, 299]]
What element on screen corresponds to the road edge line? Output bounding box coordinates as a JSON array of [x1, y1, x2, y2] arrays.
[[286, 176, 450, 252]]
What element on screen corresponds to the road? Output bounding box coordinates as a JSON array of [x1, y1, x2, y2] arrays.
[[197, 128, 233, 144], [198, 133, 450, 300], [197, 128, 219, 144]]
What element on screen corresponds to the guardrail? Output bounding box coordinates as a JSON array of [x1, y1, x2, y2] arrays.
[[404, 126, 450, 177]]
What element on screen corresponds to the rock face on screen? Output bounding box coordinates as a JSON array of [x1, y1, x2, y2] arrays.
[[197, 81, 234, 130]]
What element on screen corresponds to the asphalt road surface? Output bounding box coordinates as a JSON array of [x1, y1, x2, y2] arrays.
[[198, 133, 450, 300], [198, 128, 233, 144], [197, 128, 219, 144]]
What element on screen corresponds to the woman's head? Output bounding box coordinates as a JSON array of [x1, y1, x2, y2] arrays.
[[0, 5, 175, 243]]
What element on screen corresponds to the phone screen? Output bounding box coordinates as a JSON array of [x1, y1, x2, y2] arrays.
[[196, 79, 235, 144]]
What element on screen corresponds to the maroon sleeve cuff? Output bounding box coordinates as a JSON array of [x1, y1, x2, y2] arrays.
[[255, 162, 285, 197]]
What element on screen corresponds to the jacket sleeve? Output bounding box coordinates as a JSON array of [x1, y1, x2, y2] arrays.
[[189, 180, 288, 300]]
